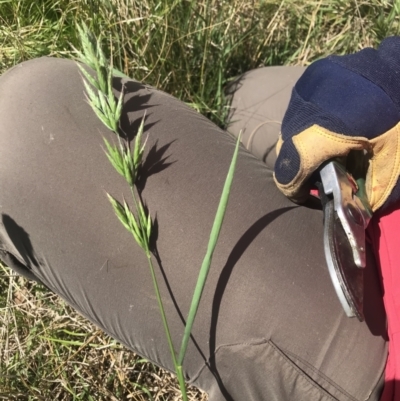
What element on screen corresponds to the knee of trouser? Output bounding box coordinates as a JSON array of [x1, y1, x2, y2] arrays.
[[224, 66, 306, 168], [1, 56, 76, 82]]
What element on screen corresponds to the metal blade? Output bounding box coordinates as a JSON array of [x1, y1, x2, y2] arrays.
[[323, 199, 364, 321]]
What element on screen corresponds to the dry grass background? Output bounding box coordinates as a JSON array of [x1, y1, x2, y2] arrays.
[[0, 0, 400, 400]]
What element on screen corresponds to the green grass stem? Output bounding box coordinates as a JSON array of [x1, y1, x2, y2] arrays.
[[178, 135, 241, 366]]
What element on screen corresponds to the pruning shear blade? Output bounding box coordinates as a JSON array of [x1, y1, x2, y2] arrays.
[[319, 161, 372, 321]]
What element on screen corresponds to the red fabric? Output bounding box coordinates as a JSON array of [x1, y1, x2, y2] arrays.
[[369, 206, 400, 401]]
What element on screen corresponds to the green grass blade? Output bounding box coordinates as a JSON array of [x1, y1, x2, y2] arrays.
[[122, 199, 144, 248], [82, 78, 101, 109], [121, 146, 134, 185], [39, 336, 102, 348], [98, 91, 109, 118], [107, 68, 117, 114], [106, 193, 131, 232], [146, 213, 152, 242], [94, 108, 114, 132], [134, 115, 145, 167], [77, 63, 100, 91], [177, 135, 241, 365], [112, 68, 131, 80], [77, 23, 97, 68], [131, 383, 154, 401], [103, 138, 125, 177], [115, 88, 125, 125], [98, 64, 108, 96]]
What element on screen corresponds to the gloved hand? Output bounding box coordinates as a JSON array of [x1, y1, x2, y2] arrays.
[[274, 36, 400, 212]]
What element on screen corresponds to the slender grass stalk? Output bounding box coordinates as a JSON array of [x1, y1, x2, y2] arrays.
[[76, 23, 240, 401], [145, 249, 184, 397], [75, 22, 189, 399], [178, 134, 240, 365]]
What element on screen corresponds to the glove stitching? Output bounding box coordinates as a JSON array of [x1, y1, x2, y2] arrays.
[[310, 125, 366, 145]]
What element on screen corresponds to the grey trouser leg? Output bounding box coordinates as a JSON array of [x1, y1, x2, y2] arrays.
[[0, 58, 387, 401], [226, 66, 305, 168]]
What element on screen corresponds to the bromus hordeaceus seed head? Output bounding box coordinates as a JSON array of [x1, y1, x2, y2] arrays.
[[75, 23, 151, 251], [76, 22, 240, 401]]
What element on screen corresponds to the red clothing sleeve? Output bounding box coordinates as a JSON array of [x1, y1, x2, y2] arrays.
[[369, 204, 400, 401]]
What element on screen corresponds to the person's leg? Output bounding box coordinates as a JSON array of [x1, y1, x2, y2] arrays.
[[226, 66, 305, 167], [0, 58, 387, 401]]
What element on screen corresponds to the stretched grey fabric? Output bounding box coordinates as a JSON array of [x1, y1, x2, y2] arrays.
[[226, 66, 305, 168], [0, 58, 387, 401]]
